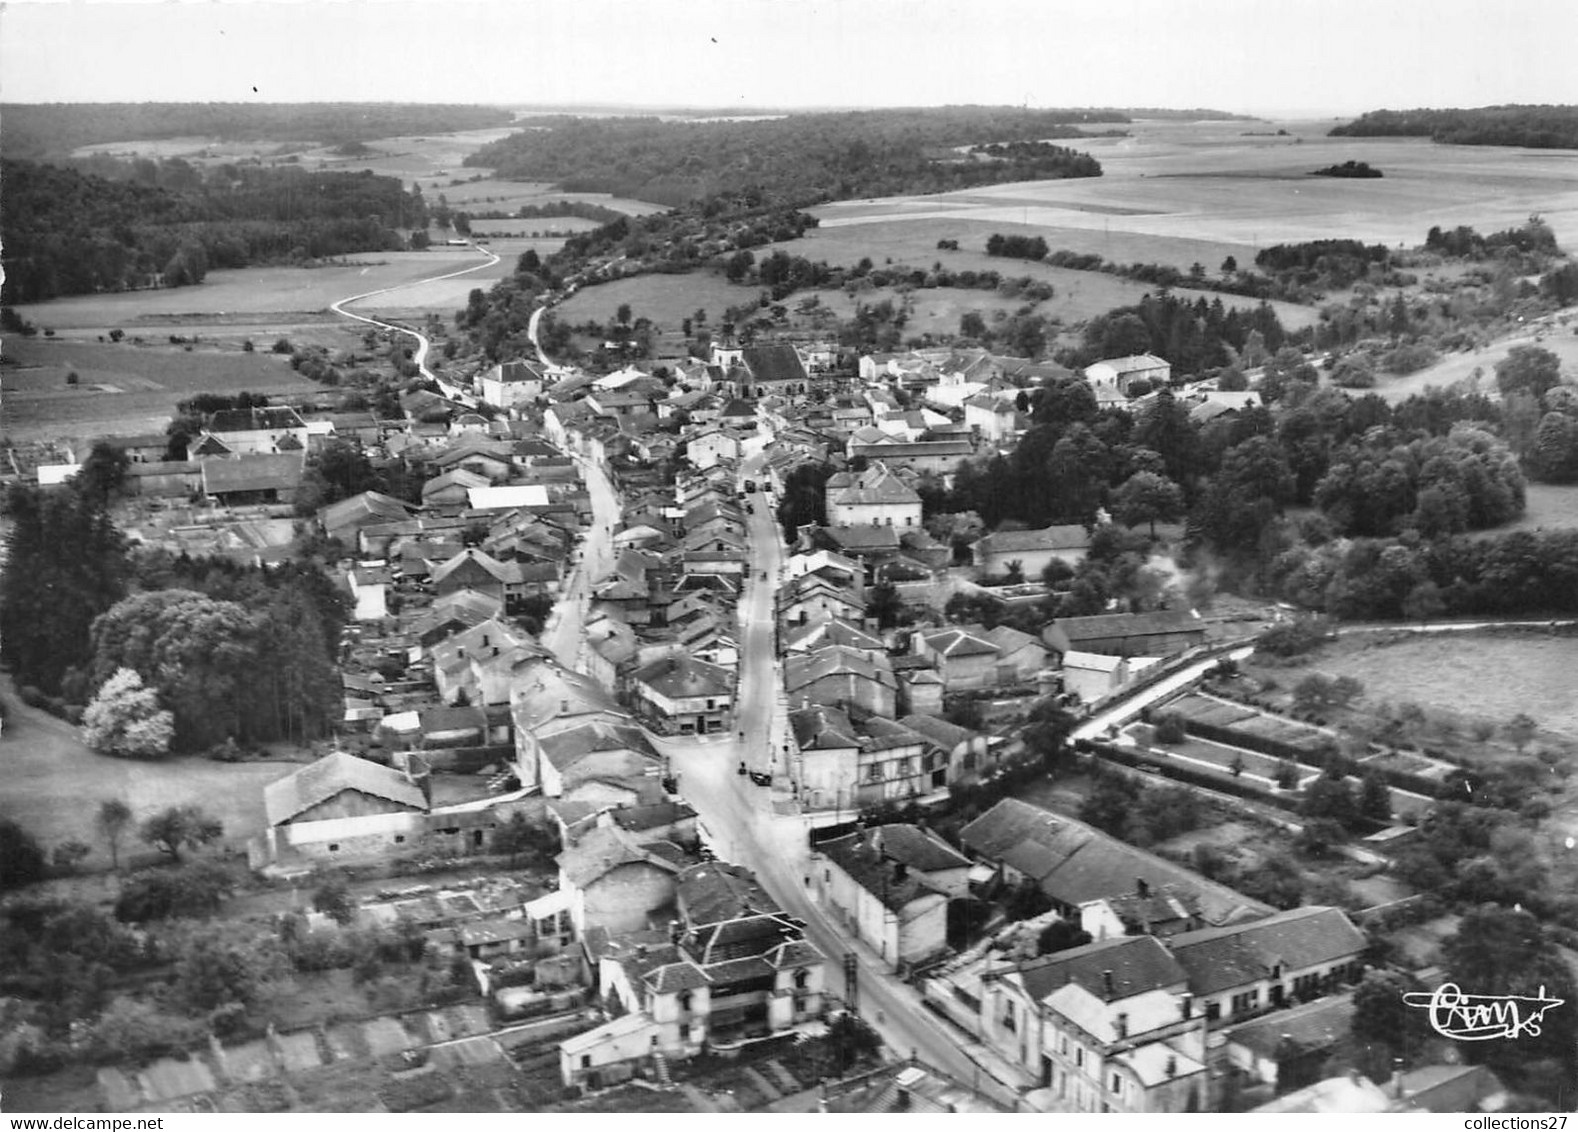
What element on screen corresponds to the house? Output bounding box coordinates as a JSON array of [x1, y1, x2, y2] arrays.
[[1043, 611, 1207, 660], [1168, 906, 1368, 1023], [845, 434, 974, 477], [202, 406, 310, 455], [979, 933, 1208, 1114], [785, 645, 897, 718], [911, 625, 1000, 690], [562, 860, 825, 1087], [200, 451, 306, 505], [819, 1060, 1009, 1113], [347, 565, 391, 621], [898, 714, 989, 784], [984, 624, 1050, 682], [628, 654, 733, 736], [1251, 1074, 1393, 1114], [1219, 995, 1356, 1098], [467, 483, 551, 512], [479, 359, 548, 408], [123, 460, 201, 498], [431, 548, 513, 604], [814, 824, 970, 970], [260, 750, 429, 862], [1085, 354, 1171, 396], [1062, 651, 1133, 704], [964, 392, 1028, 443], [320, 491, 414, 545], [777, 572, 867, 631], [733, 343, 809, 398], [782, 617, 885, 655], [102, 432, 177, 463], [422, 467, 492, 507], [429, 438, 515, 483], [556, 822, 684, 936], [959, 799, 1273, 930], [973, 524, 1092, 578], [686, 428, 742, 471], [824, 461, 922, 530]]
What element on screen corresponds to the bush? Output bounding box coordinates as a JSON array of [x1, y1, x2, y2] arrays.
[[272, 338, 293, 354], [1153, 713, 1187, 745]]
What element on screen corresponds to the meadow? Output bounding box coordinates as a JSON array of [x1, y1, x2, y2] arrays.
[[1278, 632, 1578, 739], [2, 337, 323, 442], [809, 118, 1578, 266]]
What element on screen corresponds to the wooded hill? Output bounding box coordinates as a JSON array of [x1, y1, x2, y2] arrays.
[[1330, 105, 1578, 149], [0, 102, 515, 161], [0, 158, 425, 304], [465, 106, 1110, 208]]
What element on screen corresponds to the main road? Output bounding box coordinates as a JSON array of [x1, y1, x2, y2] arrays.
[[330, 242, 499, 398], [656, 449, 1032, 1108]]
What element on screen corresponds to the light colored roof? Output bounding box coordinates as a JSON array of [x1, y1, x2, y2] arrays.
[[977, 524, 1090, 555], [1063, 650, 1128, 672], [826, 461, 921, 507], [264, 751, 426, 825], [201, 452, 305, 495], [467, 484, 550, 511], [633, 654, 732, 699], [557, 823, 682, 889], [1169, 907, 1368, 996]]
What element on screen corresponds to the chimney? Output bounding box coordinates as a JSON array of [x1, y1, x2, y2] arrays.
[[1102, 970, 1115, 998], [635, 943, 647, 959], [1165, 1055, 1177, 1078], [1136, 877, 1149, 899], [561, 699, 570, 714], [894, 863, 908, 884], [1181, 994, 1193, 1020], [1115, 1012, 1128, 1039]]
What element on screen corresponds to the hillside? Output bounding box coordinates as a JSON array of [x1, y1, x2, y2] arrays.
[[1330, 104, 1578, 149]]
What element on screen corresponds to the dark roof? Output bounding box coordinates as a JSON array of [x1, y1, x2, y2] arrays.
[[1047, 610, 1205, 644], [960, 799, 1272, 926], [201, 452, 305, 495], [741, 344, 808, 386], [263, 751, 426, 825], [977, 524, 1091, 555], [612, 801, 697, 833], [1169, 907, 1368, 996], [896, 714, 978, 751], [1008, 933, 1187, 1003], [678, 862, 779, 928], [1222, 994, 1356, 1060], [208, 406, 306, 433]]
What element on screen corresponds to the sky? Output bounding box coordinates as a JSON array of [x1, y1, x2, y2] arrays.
[[1, 0, 1574, 117]]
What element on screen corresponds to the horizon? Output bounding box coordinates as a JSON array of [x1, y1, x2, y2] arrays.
[[2, 0, 1573, 118]]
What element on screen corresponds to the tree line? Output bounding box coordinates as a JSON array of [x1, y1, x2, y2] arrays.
[[1330, 105, 1578, 149], [465, 106, 1106, 210], [0, 102, 515, 161], [0, 482, 347, 754]]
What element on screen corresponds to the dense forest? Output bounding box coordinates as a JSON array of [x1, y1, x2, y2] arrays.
[[0, 158, 425, 303], [465, 107, 1106, 208], [0, 102, 515, 161], [1329, 105, 1578, 149]]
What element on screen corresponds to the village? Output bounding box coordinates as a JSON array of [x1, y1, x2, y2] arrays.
[[3, 321, 1549, 1117]]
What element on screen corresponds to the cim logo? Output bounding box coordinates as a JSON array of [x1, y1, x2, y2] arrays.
[[1402, 983, 1565, 1041]]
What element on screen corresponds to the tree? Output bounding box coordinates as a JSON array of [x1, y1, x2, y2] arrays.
[[959, 310, 988, 340], [98, 799, 133, 871], [1112, 471, 1183, 537], [615, 302, 632, 326], [1504, 713, 1538, 754], [75, 441, 129, 505], [866, 579, 903, 629], [140, 805, 223, 863], [0, 819, 47, 891], [81, 668, 175, 759], [1037, 919, 1093, 956], [1531, 411, 1578, 483], [312, 877, 356, 925], [1352, 969, 1427, 1052], [1496, 345, 1563, 400], [1359, 771, 1392, 823], [1221, 255, 1238, 274], [1237, 855, 1303, 910]]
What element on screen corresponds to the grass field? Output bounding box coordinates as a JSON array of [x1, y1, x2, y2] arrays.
[[553, 271, 768, 331], [0, 677, 290, 866], [2, 337, 325, 442], [810, 118, 1578, 265], [1286, 633, 1578, 740]]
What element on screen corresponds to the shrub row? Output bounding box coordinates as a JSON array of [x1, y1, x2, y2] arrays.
[[18, 685, 83, 725]]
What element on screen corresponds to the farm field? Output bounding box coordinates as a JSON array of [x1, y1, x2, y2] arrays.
[[768, 220, 1321, 331], [810, 118, 1578, 265], [1501, 482, 1578, 534], [0, 677, 289, 866], [9, 251, 493, 329], [552, 271, 767, 331], [1281, 632, 1578, 739], [2, 337, 325, 442]]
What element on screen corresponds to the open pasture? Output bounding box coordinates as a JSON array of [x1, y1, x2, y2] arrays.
[[1499, 482, 1578, 535], [9, 251, 492, 330], [2, 337, 322, 442], [552, 270, 768, 331], [1286, 632, 1578, 740], [809, 117, 1578, 272]]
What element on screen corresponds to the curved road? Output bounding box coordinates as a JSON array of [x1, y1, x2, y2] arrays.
[[329, 243, 500, 394]]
